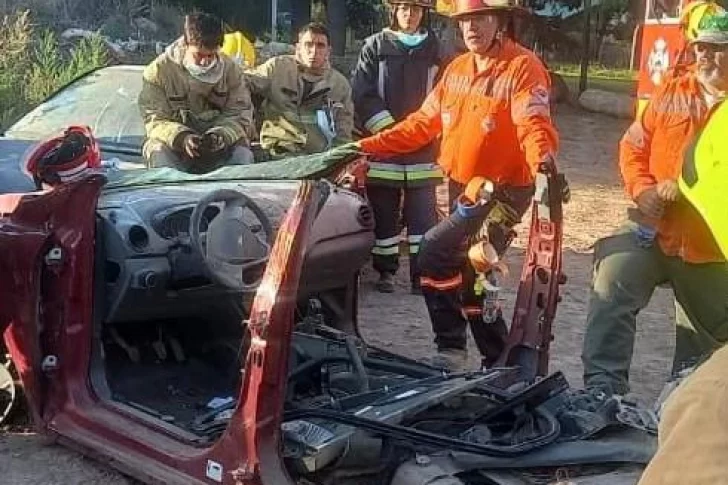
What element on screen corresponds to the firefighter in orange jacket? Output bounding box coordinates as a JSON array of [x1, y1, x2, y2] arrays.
[[357, 0, 560, 371], [581, 11, 728, 399]]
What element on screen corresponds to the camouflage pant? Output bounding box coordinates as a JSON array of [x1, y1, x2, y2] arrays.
[[582, 222, 728, 395]]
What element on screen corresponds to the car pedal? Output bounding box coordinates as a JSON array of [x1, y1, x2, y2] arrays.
[[109, 328, 140, 363], [168, 336, 186, 363], [152, 340, 168, 361]]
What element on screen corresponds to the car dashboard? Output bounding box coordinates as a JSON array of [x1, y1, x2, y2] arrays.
[[96, 180, 374, 325]]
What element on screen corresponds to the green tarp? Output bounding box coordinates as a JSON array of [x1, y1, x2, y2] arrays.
[[104, 150, 362, 189]]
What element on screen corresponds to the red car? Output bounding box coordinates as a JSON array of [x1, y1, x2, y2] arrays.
[[0, 68, 657, 485]]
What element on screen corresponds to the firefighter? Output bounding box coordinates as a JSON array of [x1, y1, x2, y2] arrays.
[[351, 0, 445, 294], [581, 11, 728, 399], [357, 0, 560, 371], [138, 13, 256, 173], [245, 23, 355, 160], [635, 95, 728, 485]]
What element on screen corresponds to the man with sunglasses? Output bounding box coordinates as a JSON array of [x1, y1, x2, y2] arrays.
[[581, 11, 728, 400], [139, 12, 255, 172]]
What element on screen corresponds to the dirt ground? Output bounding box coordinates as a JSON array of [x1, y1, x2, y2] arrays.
[[0, 106, 677, 484]]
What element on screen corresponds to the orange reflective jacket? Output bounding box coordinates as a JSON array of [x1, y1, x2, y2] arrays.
[[619, 69, 723, 263], [359, 40, 558, 187]]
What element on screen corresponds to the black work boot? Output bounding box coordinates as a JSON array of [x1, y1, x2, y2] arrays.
[[376, 272, 395, 293]]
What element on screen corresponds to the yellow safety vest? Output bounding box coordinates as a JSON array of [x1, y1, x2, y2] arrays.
[[679, 99, 728, 259]]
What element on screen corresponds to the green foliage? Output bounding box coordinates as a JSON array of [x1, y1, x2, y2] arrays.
[[0, 10, 33, 130], [346, 0, 383, 37], [0, 10, 108, 131], [551, 62, 636, 81]]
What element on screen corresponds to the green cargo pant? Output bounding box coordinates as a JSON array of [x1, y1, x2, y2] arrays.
[[582, 222, 728, 395]]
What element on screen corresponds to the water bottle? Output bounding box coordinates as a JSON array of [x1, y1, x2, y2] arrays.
[[628, 208, 657, 248]]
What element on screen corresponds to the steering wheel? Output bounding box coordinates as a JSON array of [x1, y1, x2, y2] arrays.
[[189, 189, 274, 291]]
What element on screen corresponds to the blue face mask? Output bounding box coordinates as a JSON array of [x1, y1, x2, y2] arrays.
[[394, 30, 428, 47]]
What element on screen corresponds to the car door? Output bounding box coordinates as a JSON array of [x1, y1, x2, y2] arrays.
[[0, 175, 105, 427], [234, 180, 328, 484]]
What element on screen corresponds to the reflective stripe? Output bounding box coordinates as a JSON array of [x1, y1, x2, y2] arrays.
[[407, 235, 424, 243], [409, 244, 420, 254], [375, 236, 401, 247], [372, 246, 400, 256], [407, 169, 444, 180], [426, 65, 439, 93], [378, 61, 386, 100], [652, 93, 705, 117], [57, 161, 90, 181], [462, 306, 483, 317], [420, 274, 463, 291], [368, 169, 406, 181], [368, 162, 443, 180], [365, 110, 396, 133], [299, 114, 318, 124], [370, 161, 406, 172]]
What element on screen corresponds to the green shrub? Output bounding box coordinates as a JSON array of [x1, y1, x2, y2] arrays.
[[1, 10, 109, 131], [0, 10, 32, 129]]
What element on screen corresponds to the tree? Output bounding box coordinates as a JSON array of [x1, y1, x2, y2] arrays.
[[347, 0, 383, 38], [593, 0, 630, 58]]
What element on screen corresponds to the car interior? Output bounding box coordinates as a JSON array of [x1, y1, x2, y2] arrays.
[[81, 179, 587, 485], [88, 179, 376, 441]]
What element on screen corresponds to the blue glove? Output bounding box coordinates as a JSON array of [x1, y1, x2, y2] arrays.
[[456, 196, 487, 219]]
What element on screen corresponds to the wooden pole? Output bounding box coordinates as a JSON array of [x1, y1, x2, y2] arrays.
[[579, 0, 592, 94]]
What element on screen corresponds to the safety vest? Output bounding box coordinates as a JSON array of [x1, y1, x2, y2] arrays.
[[680, 99, 728, 259]]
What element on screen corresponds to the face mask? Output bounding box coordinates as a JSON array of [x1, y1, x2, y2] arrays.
[[184, 56, 218, 79], [395, 30, 428, 47]]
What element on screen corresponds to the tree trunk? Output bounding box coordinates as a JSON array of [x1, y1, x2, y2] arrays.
[[327, 0, 346, 56]]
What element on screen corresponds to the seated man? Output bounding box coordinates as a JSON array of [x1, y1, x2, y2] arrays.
[[581, 11, 728, 398], [245, 23, 354, 159], [138, 13, 255, 172]]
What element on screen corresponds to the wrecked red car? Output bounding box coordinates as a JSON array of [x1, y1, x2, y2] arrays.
[[0, 147, 661, 484]]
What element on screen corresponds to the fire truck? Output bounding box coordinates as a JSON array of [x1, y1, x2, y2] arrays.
[[634, 0, 727, 115]]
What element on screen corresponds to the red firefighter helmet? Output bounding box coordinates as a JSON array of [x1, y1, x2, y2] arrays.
[[450, 0, 529, 18], [23, 125, 101, 189]]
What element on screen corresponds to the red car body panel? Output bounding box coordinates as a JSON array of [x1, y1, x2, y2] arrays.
[[0, 175, 326, 484]]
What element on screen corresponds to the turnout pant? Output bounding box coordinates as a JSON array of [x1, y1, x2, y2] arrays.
[[418, 183, 533, 365], [143, 140, 254, 169], [368, 184, 438, 285], [582, 222, 728, 395]]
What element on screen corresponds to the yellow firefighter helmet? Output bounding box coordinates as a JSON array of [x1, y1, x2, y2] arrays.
[[680, 1, 726, 42]]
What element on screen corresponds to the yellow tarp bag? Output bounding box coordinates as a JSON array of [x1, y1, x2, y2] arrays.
[[679, 100, 728, 259], [222, 32, 256, 68]]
